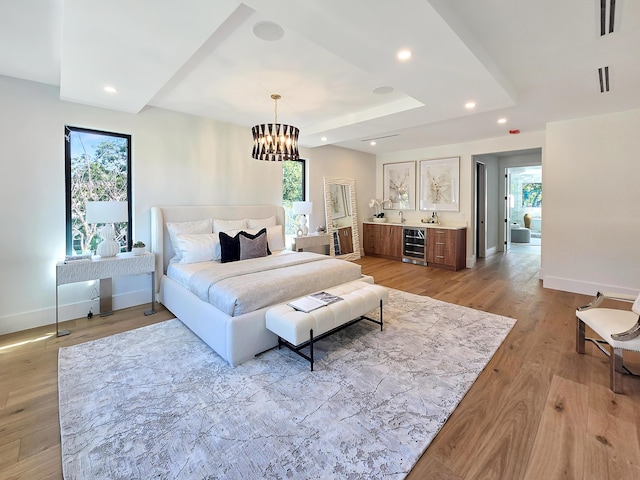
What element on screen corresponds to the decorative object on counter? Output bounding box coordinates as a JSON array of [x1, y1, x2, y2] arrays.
[[86, 201, 128, 257], [368, 198, 390, 219], [523, 213, 532, 229], [292, 201, 313, 236], [132, 241, 146, 255], [315, 226, 326, 233], [420, 212, 439, 224], [251, 94, 299, 161], [419, 157, 460, 212], [383, 162, 415, 209]]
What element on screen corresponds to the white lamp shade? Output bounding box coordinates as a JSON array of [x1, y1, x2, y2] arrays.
[[292, 201, 313, 215], [86, 201, 128, 224]]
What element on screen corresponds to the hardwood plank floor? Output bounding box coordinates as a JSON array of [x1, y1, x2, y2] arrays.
[[1, 250, 638, 479]]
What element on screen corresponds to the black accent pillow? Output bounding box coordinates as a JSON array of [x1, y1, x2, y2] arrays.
[[219, 231, 241, 263]]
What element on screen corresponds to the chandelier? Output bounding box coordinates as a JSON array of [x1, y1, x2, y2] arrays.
[[251, 94, 300, 161]]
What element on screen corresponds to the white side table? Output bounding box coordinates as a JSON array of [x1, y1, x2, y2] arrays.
[[292, 233, 332, 254], [55, 252, 155, 337]]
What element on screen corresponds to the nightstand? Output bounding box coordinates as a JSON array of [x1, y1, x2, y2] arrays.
[[292, 233, 332, 254], [55, 252, 155, 336]]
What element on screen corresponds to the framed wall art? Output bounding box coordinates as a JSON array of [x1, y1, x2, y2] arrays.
[[419, 157, 460, 212], [383, 162, 415, 210]]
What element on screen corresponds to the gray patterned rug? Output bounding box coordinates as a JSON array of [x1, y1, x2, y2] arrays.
[[58, 289, 515, 479]]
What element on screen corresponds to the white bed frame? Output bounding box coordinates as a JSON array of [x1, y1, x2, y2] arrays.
[[150, 205, 287, 366], [150, 204, 374, 366]]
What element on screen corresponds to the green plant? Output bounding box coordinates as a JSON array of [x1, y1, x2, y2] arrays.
[[133, 241, 145, 248]]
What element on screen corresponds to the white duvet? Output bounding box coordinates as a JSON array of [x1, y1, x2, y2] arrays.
[[167, 251, 362, 316]]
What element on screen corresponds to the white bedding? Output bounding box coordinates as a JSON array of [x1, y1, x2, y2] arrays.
[[167, 251, 362, 316]]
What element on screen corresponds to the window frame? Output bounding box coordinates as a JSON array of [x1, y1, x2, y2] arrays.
[[64, 125, 132, 255]]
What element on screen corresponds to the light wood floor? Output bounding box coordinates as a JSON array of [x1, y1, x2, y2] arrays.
[[1, 251, 638, 479]]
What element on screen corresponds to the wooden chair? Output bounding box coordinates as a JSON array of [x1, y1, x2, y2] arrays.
[[576, 291, 640, 393]]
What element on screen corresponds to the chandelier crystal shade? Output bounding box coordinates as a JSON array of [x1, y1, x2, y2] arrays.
[[251, 94, 300, 161]]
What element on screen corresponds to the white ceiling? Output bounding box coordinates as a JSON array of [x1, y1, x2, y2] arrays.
[[1, 0, 639, 154]]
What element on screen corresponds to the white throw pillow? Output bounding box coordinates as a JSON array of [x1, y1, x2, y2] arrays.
[[213, 218, 248, 233], [175, 233, 221, 264], [167, 218, 213, 263], [247, 216, 277, 229], [245, 225, 285, 251]]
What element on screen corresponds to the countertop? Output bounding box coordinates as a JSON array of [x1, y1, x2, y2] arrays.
[[362, 221, 466, 230]]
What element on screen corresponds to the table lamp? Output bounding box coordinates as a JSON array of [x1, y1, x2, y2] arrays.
[[86, 201, 128, 257], [293, 201, 313, 236]]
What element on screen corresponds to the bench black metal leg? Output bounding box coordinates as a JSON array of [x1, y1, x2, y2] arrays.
[[310, 328, 314, 371], [379, 299, 383, 331]]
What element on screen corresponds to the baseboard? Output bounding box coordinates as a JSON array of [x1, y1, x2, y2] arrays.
[[466, 255, 476, 269], [543, 275, 638, 297], [0, 289, 152, 336]]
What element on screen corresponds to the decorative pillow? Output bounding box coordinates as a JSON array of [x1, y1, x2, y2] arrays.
[[245, 225, 285, 252], [213, 218, 248, 234], [247, 216, 277, 229], [166, 218, 213, 263], [239, 229, 269, 260], [174, 233, 220, 264], [219, 231, 241, 263]]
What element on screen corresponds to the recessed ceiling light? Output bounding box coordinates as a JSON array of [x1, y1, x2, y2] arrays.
[[252, 21, 284, 41], [397, 49, 412, 61], [370, 141, 377, 146], [465, 101, 476, 109], [497, 118, 507, 124], [104, 86, 117, 94], [321, 136, 328, 142], [373, 86, 394, 95]]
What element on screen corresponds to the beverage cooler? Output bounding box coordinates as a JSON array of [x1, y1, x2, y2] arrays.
[[402, 227, 427, 266]]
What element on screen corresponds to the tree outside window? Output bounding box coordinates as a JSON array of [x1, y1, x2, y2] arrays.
[[65, 126, 132, 255], [282, 159, 306, 235]]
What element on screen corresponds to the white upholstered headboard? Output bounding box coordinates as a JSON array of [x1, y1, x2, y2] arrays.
[[150, 205, 286, 291]]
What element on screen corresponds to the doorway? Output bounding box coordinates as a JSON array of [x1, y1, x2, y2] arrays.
[[506, 165, 542, 254]]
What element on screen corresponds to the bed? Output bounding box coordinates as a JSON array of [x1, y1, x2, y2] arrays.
[[150, 205, 371, 366]]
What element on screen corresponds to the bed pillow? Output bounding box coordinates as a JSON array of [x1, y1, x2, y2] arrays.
[[220, 229, 271, 263], [245, 225, 285, 251], [239, 228, 269, 260], [219, 231, 241, 263], [166, 218, 213, 263], [175, 233, 220, 264], [266, 225, 285, 251], [247, 216, 277, 229], [213, 218, 248, 233]]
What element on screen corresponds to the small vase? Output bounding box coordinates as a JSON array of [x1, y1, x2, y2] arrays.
[[132, 247, 145, 256]]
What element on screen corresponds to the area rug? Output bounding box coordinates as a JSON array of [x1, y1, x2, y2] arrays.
[[58, 289, 515, 479]]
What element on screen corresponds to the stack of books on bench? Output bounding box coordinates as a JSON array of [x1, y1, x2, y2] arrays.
[[288, 292, 343, 313]]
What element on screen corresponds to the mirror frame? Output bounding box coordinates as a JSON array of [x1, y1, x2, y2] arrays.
[[323, 176, 361, 261]]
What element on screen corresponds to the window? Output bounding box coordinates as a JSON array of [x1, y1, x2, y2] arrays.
[[282, 159, 306, 235], [65, 126, 132, 255]]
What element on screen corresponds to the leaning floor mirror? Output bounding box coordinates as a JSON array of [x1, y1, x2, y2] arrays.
[[323, 177, 361, 261]]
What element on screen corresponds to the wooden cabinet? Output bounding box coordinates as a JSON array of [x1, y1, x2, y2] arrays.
[[427, 227, 467, 271], [363, 223, 402, 259]]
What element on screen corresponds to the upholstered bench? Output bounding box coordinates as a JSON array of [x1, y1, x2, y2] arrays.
[[266, 281, 389, 370]]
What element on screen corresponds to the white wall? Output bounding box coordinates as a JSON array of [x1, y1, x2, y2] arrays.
[[0, 76, 372, 335], [542, 109, 640, 295], [302, 145, 376, 251], [376, 132, 546, 266]]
